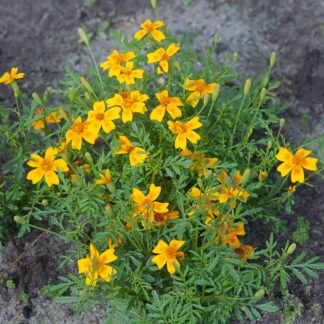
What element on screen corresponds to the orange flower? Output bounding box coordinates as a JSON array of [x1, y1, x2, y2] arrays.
[[153, 210, 179, 227], [107, 91, 148, 123], [116, 61, 144, 85], [87, 101, 121, 134], [215, 171, 249, 207], [0, 67, 24, 85], [96, 169, 111, 185], [217, 221, 245, 248], [65, 116, 98, 150], [147, 43, 180, 74], [77, 243, 118, 286], [152, 240, 185, 275], [184, 79, 217, 107], [276, 147, 318, 183], [100, 50, 136, 77], [150, 90, 183, 122], [114, 135, 147, 166], [181, 150, 218, 176], [131, 184, 169, 222], [134, 19, 165, 42], [26, 147, 69, 187], [168, 117, 202, 150], [233, 245, 254, 261]]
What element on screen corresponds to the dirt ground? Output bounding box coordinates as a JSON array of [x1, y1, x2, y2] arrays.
[[0, 0, 323, 322]]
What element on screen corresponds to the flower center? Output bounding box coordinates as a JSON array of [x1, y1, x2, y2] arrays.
[[154, 213, 165, 222], [160, 97, 170, 105], [95, 113, 105, 120], [167, 247, 177, 258], [162, 53, 169, 61], [195, 81, 207, 93], [41, 158, 54, 171], [293, 154, 304, 165], [72, 122, 85, 134]]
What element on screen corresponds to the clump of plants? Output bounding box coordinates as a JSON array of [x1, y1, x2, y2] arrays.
[[1, 17, 323, 323]]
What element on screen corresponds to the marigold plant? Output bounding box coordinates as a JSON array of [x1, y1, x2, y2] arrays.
[[1, 15, 323, 324]]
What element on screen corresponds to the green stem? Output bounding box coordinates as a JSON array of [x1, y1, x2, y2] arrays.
[[230, 95, 246, 147]]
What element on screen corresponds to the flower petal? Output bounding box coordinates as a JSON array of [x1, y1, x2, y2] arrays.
[[44, 171, 59, 187], [152, 240, 169, 254], [302, 157, 318, 171], [276, 147, 293, 162], [291, 165, 304, 183], [26, 168, 44, 184]]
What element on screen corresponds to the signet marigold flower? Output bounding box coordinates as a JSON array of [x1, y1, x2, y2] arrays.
[[184, 79, 217, 107], [87, 101, 121, 134], [276, 147, 318, 183], [77, 243, 118, 286], [233, 244, 254, 261], [132, 184, 169, 222], [217, 221, 245, 248], [147, 43, 180, 74], [114, 135, 147, 166], [150, 90, 183, 122], [0, 67, 24, 85], [100, 50, 136, 77], [107, 91, 148, 123], [116, 61, 144, 85], [168, 117, 202, 150], [96, 169, 111, 185], [65, 116, 98, 150], [152, 240, 185, 275], [32, 107, 64, 130], [134, 19, 166, 42], [181, 150, 218, 177], [26, 147, 69, 187], [153, 210, 179, 227]]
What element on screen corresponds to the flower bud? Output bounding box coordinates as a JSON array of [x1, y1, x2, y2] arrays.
[[107, 183, 116, 193], [270, 52, 277, 68], [258, 170, 267, 182], [254, 289, 265, 298], [78, 27, 90, 46], [279, 118, 285, 129], [213, 34, 220, 46], [244, 79, 252, 96], [203, 94, 209, 106], [32, 93, 43, 105], [267, 140, 272, 150], [262, 75, 269, 87], [84, 152, 93, 163], [287, 243, 297, 254], [151, 0, 157, 9], [233, 52, 238, 63], [241, 168, 251, 186], [41, 199, 49, 206], [14, 215, 25, 224], [212, 83, 220, 102], [260, 88, 267, 101]]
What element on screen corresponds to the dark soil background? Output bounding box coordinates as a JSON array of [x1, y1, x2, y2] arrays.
[[0, 0, 323, 323]]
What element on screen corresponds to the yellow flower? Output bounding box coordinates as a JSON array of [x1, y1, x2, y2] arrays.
[[114, 135, 147, 166], [153, 210, 179, 227], [258, 170, 267, 182], [181, 150, 218, 176], [107, 91, 148, 123], [147, 43, 180, 74], [65, 116, 98, 150], [215, 171, 250, 207], [233, 245, 254, 261], [188, 187, 219, 223], [183, 79, 217, 107], [87, 101, 120, 134], [276, 147, 318, 183], [100, 50, 136, 77], [150, 90, 183, 122], [288, 185, 296, 193], [26, 147, 69, 187], [168, 117, 202, 150], [217, 221, 245, 248], [134, 19, 165, 42], [32, 107, 64, 130], [152, 240, 185, 275], [77, 243, 118, 286], [132, 184, 169, 222], [116, 61, 144, 85], [96, 169, 111, 185], [0, 67, 24, 85]]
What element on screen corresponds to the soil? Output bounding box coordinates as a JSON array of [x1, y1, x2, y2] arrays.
[[0, 0, 323, 322]]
